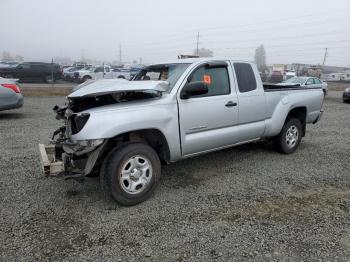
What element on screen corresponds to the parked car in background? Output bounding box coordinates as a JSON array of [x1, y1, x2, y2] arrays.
[[74, 65, 131, 82], [268, 71, 284, 83], [112, 68, 131, 79], [63, 66, 87, 81], [0, 61, 19, 68], [73, 65, 111, 82], [0, 77, 23, 111], [277, 76, 328, 95], [0, 62, 62, 83], [343, 87, 350, 103], [285, 70, 296, 80]]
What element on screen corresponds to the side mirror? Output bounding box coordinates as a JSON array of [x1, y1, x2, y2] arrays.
[[180, 81, 208, 99]]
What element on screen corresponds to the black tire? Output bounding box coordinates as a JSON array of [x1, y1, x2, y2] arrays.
[[274, 118, 303, 154], [117, 75, 126, 79], [82, 75, 92, 82], [103, 142, 161, 206]]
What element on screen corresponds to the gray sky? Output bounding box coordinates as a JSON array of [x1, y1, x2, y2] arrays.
[[1, 0, 350, 66]]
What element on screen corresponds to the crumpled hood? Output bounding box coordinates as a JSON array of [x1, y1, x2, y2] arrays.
[[68, 79, 169, 98]]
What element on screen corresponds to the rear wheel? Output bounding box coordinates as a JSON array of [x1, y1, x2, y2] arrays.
[[103, 142, 161, 206], [274, 118, 302, 154]]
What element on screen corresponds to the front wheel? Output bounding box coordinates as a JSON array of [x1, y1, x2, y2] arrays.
[[103, 142, 161, 206], [274, 118, 303, 154]]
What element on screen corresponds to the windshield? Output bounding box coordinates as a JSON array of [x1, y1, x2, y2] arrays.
[[133, 63, 190, 92], [283, 77, 306, 84]]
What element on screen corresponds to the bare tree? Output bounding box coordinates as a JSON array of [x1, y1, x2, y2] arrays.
[[193, 48, 214, 57], [53, 56, 72, 65], [2, 51, 13, 62], [14, 55, 24, 62], [254, 45, 267, 72]]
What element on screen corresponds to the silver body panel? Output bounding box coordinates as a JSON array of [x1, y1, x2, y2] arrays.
[[68, 58, 324, 162]]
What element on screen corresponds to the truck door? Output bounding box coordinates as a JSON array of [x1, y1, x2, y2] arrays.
[[93, 67, 104, 80], [178, 61, 239, 156], [231, 62, 266, 141], [103, 66, 113, 79]]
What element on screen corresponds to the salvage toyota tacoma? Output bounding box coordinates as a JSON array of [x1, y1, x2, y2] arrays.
[[39, 58, 324, 205]]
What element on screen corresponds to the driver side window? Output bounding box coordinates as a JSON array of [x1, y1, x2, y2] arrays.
[[306, 78, 314, 85], [94, 67, 103, 73], [189, 66, 230, 97]]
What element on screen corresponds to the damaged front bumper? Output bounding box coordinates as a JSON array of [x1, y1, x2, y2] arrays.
[[38, 139, 105, 177], [38, 103, 106, 177], [38, 144, 64, 176]]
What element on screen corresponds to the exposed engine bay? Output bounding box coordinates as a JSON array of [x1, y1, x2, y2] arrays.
[[49, 90, 162, 178]]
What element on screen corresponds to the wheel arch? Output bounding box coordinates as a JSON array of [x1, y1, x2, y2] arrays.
[[99, 128, 171, 165], [285, 106, 307, 136]]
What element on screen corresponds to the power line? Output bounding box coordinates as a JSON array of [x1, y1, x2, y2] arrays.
[[196, 7, 350, 32], [202, 17, 350, 38], [123, 9, 350, 48]]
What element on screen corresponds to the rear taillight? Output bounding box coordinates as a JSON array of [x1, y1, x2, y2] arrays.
[[1, 83, 21, 93]]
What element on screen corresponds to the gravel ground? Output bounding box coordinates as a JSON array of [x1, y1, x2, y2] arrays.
[[0, 91, 349, 261]]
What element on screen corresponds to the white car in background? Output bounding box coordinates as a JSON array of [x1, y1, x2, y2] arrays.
[[74, 65, 131, 82], [278, 76, 328, 95], [111, 68, 131, 79]]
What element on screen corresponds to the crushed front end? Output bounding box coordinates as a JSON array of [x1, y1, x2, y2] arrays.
[[38, 100, 105, 178]]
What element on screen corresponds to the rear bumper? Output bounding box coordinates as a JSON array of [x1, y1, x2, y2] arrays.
[[0, 94, 23, 111]]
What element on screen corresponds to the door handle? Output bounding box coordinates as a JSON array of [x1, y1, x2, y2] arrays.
[[225, 101, 237, 107]]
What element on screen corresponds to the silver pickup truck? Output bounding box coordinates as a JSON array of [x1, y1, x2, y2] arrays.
[[39, 58, 324, 205]]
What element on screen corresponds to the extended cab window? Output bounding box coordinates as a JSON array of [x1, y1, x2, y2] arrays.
[[234, 63, 257, 93], [189, 66, 230, 97]]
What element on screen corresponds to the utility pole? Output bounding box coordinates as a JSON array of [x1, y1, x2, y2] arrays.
[[51, 58, 54, 88], [119, 44, 122, 65], [196, 32, 200, 56], [322, 48, 328, 66]]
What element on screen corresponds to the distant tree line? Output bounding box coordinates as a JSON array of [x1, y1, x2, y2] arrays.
[[1, 51, 24, 62]]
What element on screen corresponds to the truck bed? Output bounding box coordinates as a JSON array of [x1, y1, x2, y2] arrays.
[[263, 83, 322, 92]]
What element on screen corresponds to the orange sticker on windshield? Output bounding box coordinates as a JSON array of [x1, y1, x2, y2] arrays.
[[203, 74, 211, 85]]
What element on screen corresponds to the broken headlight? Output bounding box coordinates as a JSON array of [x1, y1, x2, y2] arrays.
[[70, 113, 90, 134]]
